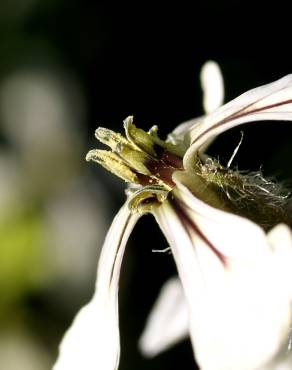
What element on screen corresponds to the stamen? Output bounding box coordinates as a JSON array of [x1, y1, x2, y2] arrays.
[[87, 116, 184, 195], [95, 127, 130, 151], [86, 149, 139, 183]]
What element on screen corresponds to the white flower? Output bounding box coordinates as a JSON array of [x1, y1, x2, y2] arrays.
[[53, 63, 292, 370]]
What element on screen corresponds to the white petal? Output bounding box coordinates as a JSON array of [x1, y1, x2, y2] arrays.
[[267, 224, 292, 302], [154, 174, 292, 370], [53, 201, 140, 370], [170, 116, 203, 143], [264, 358, 292, 370], [169, 116, 216, 157], [139, 277, 189, 357], [200, 61, 224, 114], [172, 171, 270, 260], [184, 74, 292, 169], [169, 61, 223, 152]]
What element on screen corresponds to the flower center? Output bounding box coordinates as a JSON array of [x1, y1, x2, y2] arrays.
[[86, 116, 184, 210]]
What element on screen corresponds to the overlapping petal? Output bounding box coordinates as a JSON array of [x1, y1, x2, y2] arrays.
[[53, 201, 140, 370], [153, 172, 292, 370], [139, 277, 189, 357], [185, 74, 292, 169]]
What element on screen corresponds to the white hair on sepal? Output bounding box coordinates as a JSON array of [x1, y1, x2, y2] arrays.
[[198, 154, 292, 231]]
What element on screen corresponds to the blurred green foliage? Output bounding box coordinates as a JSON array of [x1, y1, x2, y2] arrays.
[[0, 209, 46, 312]]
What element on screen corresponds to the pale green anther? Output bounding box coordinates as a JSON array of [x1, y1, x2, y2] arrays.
[[95, 127, 131, 151], [124, 116, 185, 158], [95, 124, 152, 177], [148, 125, 159, 136], [124, 116, 157, 156], [117, 145, 151, 176], [86, 149, 139, 184]]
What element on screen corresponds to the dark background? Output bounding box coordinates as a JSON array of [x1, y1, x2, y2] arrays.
[[1, 1, 292, 369]]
